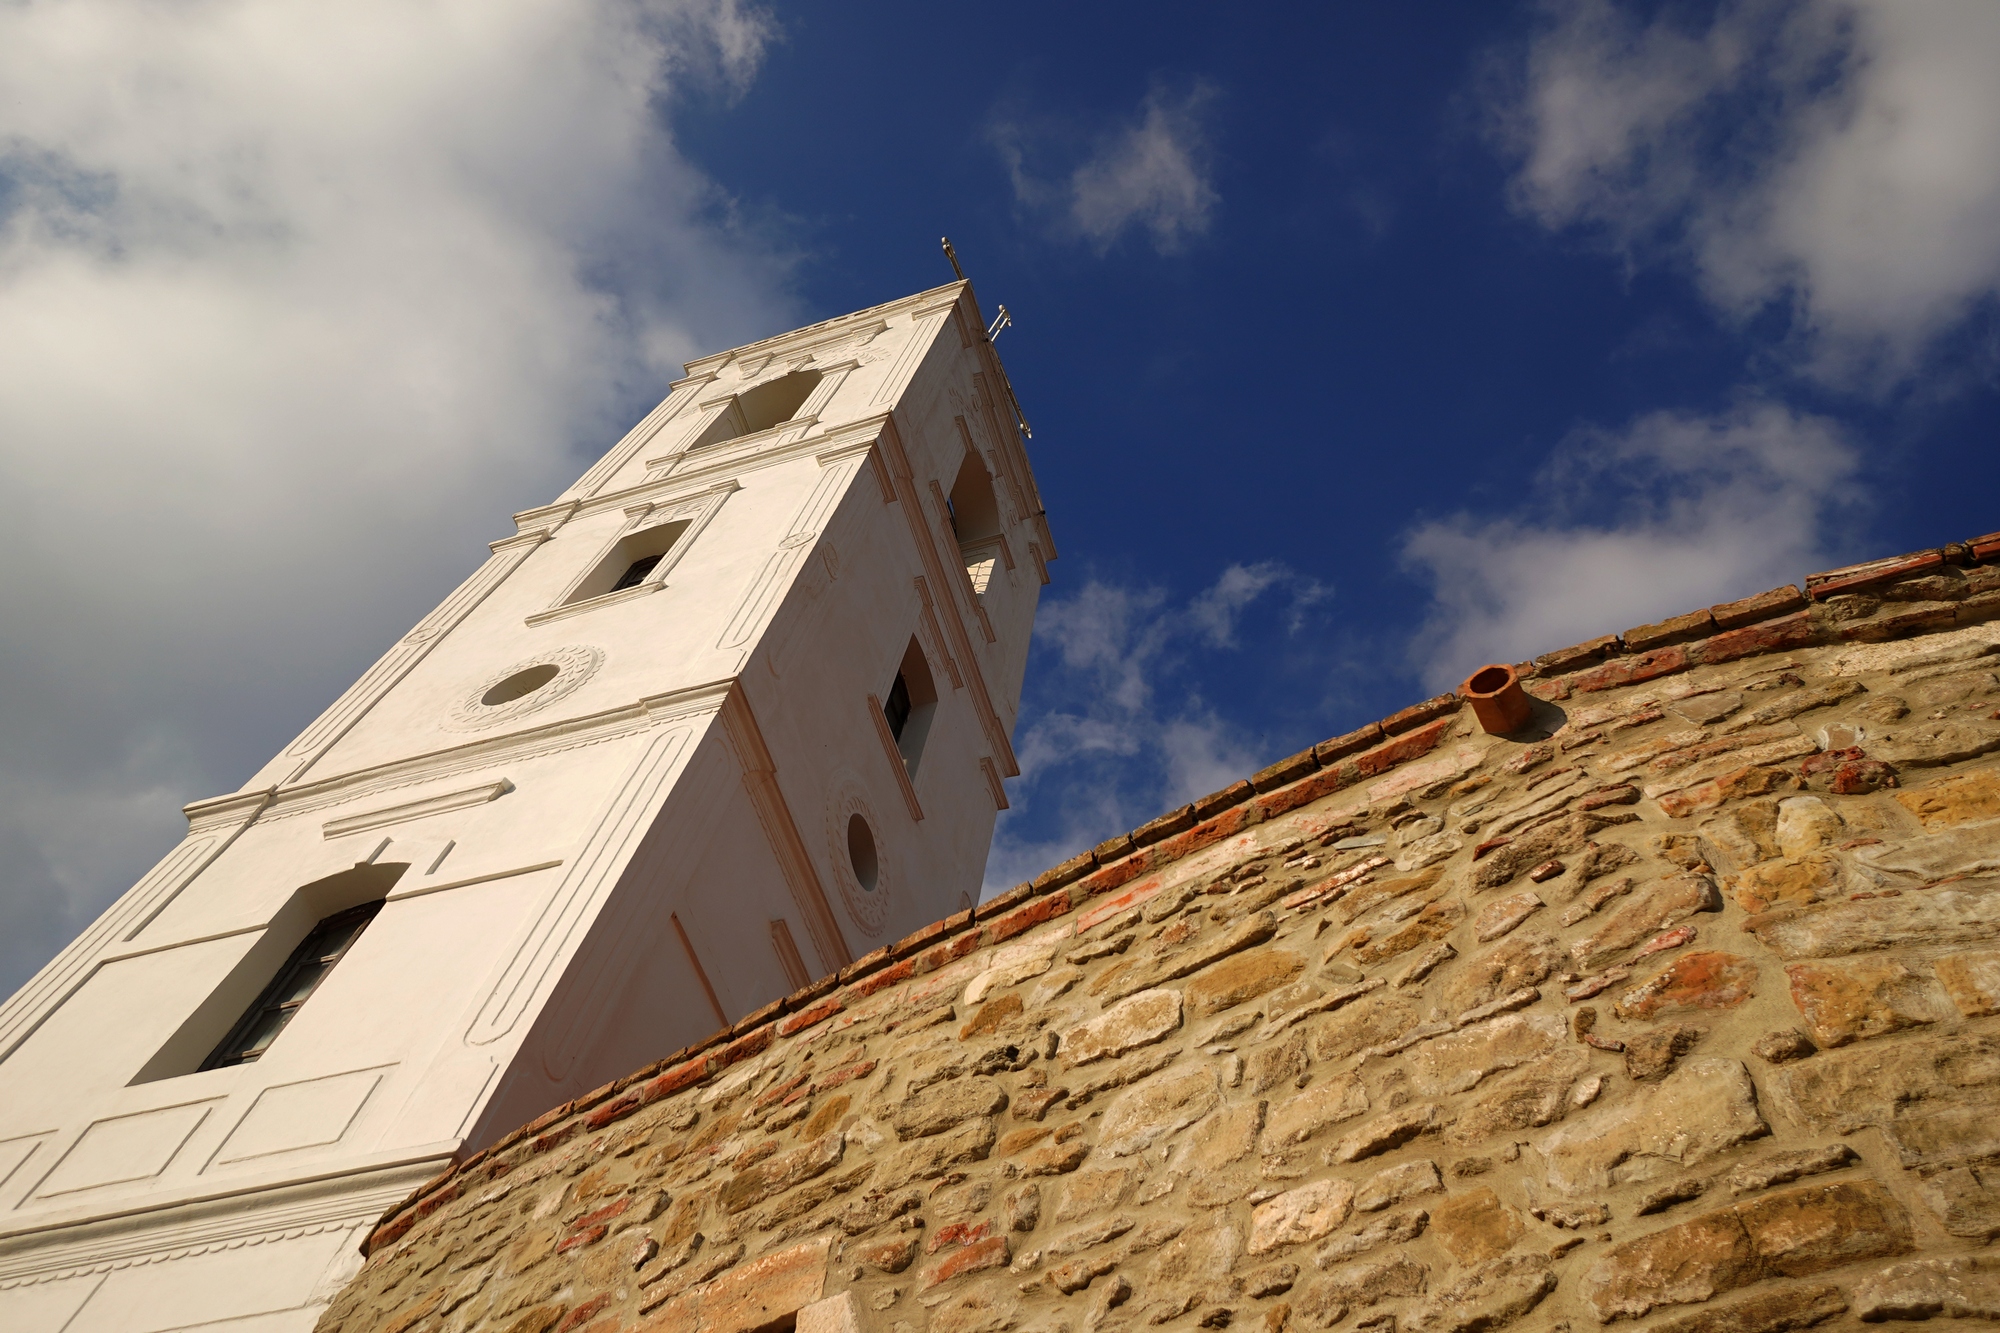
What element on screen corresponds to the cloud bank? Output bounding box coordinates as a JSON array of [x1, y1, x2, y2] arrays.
[[1403, 399, 1860, 691], [1499, 0, 2000, 383], [994, 79, 1219, 254], [0, 0, 797, 995]]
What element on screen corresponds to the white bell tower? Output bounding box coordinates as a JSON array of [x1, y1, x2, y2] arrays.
[[0, 281, 1054, 1332]]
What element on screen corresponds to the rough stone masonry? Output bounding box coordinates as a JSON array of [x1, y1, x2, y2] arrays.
[[321, 530, 2000, 1333]]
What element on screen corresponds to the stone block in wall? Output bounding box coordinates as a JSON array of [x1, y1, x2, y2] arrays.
[[1579, 1180, 1914, 1322], [1541, 1058, 1767, 1197]]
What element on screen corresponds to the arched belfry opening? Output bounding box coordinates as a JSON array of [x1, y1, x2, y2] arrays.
[[949, 447, 1005, 593]]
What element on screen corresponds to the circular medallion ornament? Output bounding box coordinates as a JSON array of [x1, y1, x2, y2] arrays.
[[824, 774, 891, 936], [444, 644, 604, 732]]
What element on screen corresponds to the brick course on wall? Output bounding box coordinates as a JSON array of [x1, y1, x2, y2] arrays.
[[322, 531, 2000, 1333]]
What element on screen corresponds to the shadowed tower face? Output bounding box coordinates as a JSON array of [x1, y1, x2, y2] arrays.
[[0, 282, 1053, 1332]]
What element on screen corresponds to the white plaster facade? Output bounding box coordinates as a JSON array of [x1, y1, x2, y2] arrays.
[[0, 282, 1053, 1332]]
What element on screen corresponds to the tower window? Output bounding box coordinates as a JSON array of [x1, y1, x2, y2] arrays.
[[609, 553, 664, 592], [483, 662, 560, 706], [199, 902, 382, 1070], [948, 448, 1002, 545], [948, 448, 1006, 595], [847, 814, 879, 892], [690, 370, 824, 450], [564, 519, 690, 606], [884, 637, 939, 776], [883, 672, 913, 740]]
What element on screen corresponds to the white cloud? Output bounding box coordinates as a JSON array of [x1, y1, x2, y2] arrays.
[[1499, 0, 2000, 382], [0, 0, 796, 995], [1403, 399, 1860, 691], [994, 80, 1219, 254], [983, 562, 1321, 894]]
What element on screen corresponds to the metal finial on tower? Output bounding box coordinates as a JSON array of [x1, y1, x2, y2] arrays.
[[939, 237, 1032, 438]]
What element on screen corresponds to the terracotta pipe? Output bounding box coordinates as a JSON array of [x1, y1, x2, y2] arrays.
[[1460, 663, 1533, 736]]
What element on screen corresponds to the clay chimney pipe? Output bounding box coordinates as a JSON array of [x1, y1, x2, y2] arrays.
[[1460, 663, 1533, 736]]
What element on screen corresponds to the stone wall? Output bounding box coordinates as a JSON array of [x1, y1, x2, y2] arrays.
[[320, 533, 2000, 1333]]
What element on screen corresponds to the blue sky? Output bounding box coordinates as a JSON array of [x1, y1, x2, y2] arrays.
[[1, 0, 1997, 989]]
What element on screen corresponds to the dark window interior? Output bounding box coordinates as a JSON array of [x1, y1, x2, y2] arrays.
[[883, 671, 913, 740], [200, 901, 382, 1070], [610, 553, 664, 592]]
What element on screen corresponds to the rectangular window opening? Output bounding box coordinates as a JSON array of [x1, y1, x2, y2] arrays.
[[885, 639, 939, 778], [883, 671, 913, 741], [563, 519, 691, 607], [199, 901, 382, 1070], [610, 553, 664, 592]]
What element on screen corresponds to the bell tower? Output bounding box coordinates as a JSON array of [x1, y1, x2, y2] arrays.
[[0, 281, 1054, 1331]]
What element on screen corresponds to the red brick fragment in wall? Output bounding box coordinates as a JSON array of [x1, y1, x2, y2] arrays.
[[1253, 761, 1357, 820], [714, 1028, 772, 1071], [975, 882, 1036, 921], [638, 1055, 709, 1105], [1317, 724, 1383, 765], [918, 930, 985, 973], [922, 1235, 1011, 1289], [927, 1219, 995, 1254], [1156, 803, 1253, 864], [1132, 804, 1197, 847], [1536, 634, 1621, 675], [1194, 779, 1254, 819], [776, 996, 845, 1037], [1579, 785, 1640, 810], [1692, 610, 1820, 666], [837, 945, 893, 985], [1972, 530, 2000, 562], [1355, 716, 1454, 778], [1807, 548, 1946, 600], [1078, 852, 1152, 898], [1708, 584, 1806, 630], [558, 1296, 614, 1333], [366, 1212, 415, 1256], [985, 891, 1072, 944], [755, 1071, 812, 1109], [1075, 878, 1166, 932], [731, 998, 783, 1037], [1526, 676, 1572, 702], [814, 1059, 878, 1091], [886, 921, 949, 960], [1569, 646, 1692, 694], [779, 972, 840, 1012], [521, 1100, 575, 1138], [1093, 832, 1135, 863], [412, 1183, 460, 1221], [531, 1122, 582, 1156], [852, 957, 918, 999], [1380, 693, 1460, 735], [583, 1094, 642, 1131], [1253, 717, 1454, 821], [1032, 850, 1097, 892], [1251, 745, 1321, 793], [1623, 608, 1716, 652], [571, 1074, 623, 1116], [556, 1224, 606, 1255]]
